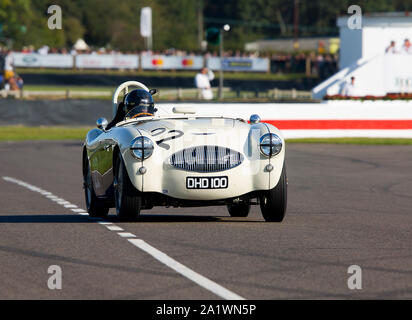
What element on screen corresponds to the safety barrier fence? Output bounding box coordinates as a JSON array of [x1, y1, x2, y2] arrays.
[[12, 53, 270, 72], [156, 101, 412, 138], [0, 88, 309, 101], [1, 95, 411, 138]]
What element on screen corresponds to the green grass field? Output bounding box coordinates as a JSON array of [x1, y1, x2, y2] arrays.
[[286, 138, 412, 145], [21, 85, 312, 102], [1, 127, 412, 144], [0, 126, 92, 141], [23, 85, 113, 92], [17, 68, 308, 82]]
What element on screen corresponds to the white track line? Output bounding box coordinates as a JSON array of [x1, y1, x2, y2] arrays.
[[106, 225, 124, 231], [71, 208, 87, 213], [129, 239, 245, 300], [118, 232, 136, 238], [2, 176, 245, 300]]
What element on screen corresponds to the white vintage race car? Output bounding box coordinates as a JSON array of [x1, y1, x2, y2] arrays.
[[83, 81, 287, 222]]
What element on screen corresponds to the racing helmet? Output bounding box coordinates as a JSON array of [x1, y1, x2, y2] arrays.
[[123, 89, 156, 119]]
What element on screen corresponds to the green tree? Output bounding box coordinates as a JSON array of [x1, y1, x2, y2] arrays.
[[150, 0, 198, 51], [0, 0, 33, 46], [4, 0, 412, 52], [64, 17, 85, 46]]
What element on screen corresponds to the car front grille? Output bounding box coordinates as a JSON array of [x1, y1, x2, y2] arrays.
[[170, 146, 244, 172]]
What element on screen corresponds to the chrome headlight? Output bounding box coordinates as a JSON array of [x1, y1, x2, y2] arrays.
[[260, 133, 282, 157], [130, 136, 154, 160]]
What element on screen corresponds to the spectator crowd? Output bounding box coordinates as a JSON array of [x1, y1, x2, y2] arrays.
[[0, 47, 23, 92], [0, 40, 340, 95], [11, 44, 339, 79], [338, 39, 412, 97], [385, 39, 412, 54]]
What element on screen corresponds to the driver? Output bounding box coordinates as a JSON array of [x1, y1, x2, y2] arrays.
[[106, 89, 157, 130]]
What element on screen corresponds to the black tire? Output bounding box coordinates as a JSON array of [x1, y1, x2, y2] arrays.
[[83, 157, 109, 218], [114, 154, 141, 221], [259, 163, 287, 222], [227, 201, 250, 217]]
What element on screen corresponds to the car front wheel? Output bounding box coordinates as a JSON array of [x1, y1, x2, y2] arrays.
[[83, 157, 109, 218], [259, 163, 287, 222], [114, 154, 141, 221]]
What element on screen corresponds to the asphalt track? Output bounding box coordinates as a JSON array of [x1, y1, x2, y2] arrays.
[[0, 141, 411, 300]]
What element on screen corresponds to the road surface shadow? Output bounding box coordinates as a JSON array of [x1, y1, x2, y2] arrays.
[[106, 214, 263, 223], [104, 214, 219, 223], [0, 214, 94, 223], [0, 214, 263, 224]]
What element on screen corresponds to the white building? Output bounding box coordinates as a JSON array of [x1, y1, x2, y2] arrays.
[[313, 12, 412, 99]]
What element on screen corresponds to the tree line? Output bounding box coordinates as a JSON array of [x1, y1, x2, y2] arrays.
[[1, 0, 412, 52]]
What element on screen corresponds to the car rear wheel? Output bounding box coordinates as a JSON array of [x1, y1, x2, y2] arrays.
[[259, 163, 287, 222], [114, 154, 141, 221], [227, 201, 250, 217], [83, 157, 109, 218]]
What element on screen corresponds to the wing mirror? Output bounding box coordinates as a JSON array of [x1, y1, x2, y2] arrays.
[[250, 114, 261, 124], [149, 89, 158, 95], [96, 118, 108, 131]]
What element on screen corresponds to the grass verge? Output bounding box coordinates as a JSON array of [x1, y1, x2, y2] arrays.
[[23, 85, 113, 92], [17, 68, 309, 81], [286, 138, 412, 145], [0, 126, 91, 141], [20, 85, 312, 102], [1, 127, 412, 144]]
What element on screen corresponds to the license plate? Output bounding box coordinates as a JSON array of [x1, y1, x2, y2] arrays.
[[186, 176, 228, 189]]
